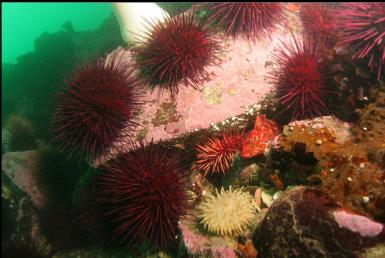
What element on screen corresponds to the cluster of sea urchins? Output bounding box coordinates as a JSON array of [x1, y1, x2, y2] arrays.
[[79, 141, 192, 249], [269, 33, 332, 121], [133, 10, 222, 96], [204, 3, 285, 41], [52, 50, 143, 162], [49, 3, 385, 253], [334, 3, 385, 81]]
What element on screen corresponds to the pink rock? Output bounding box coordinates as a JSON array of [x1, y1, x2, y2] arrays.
[[95, 20, 301, 165], [179, 214, 238, 257], [333, 209, 384, 238], [211, 246, 238, 258], [179, 221, 210, 254], [254, 187, 385, 258], [2, 151, 46, 208]]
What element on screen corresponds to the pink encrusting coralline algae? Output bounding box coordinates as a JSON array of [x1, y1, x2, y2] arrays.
[[179, 217, 238, 257], [94, 20, 301, 165], [333, 209, 384, 238]]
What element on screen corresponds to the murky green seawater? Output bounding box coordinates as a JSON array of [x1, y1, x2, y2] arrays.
[[2, 3, 113, 64], [2, 3, 385, 258]]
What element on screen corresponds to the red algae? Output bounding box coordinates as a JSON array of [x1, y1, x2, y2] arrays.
[[241, 115, 280, 159]]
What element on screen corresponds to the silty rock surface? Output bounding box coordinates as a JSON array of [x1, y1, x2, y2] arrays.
[[2, 172, 35, 244], [253, 186, 385, 258], [2, 151, 46, 208], [283, 116, 352, 144]]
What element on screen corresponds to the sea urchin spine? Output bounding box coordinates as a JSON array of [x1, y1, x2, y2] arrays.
[[133, 10, 222, 96], [299, 3, 337, 47], [194, 131, 243, 176], [270, 33, 331, 121], [52, 50, 143, 162], [81, 141, 192, 249], [205, 3, 285, 41], [335, 3, 385, 80]]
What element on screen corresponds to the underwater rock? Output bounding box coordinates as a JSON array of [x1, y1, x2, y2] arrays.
[[96, 19, 300, 164], [2, 151, 46, 208], [280, 114, 385, 222], [5, 114, 37, 152], [363, 244, 385, 258], [1, 240, 51, 258], [179, 212, 238, 258], [2, 172, 34, 246], [322, 161, 385, 223], [51, 246, 167, 258], [333, 210, 383, 238], [354, 81, 385, 147], [282, 116, 352, 147], [253, 187, 385, 258], [239, 163, 262, 185]]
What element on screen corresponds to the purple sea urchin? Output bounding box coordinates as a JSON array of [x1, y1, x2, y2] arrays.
[[270, 33, 332, 121], [80, 141, 192, 249], [52, 50, 143, 162], [299, 3, 337, 47], [205, 3, 285, 41], [133, 10, 222, 96], [6, 115, 36, 152], [335, 3, 385, 80]]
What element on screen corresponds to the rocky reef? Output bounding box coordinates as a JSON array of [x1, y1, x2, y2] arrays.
[[2, 13, 124, 141], [2, 3, 385, 258], [280, 86, 385, 223], [253, 187, 385, 258]]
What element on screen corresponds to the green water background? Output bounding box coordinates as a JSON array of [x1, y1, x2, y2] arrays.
[[1, 2, 195, 64], [2, 2, 125, 143], [1, 2, 194, 143], [2, 3, 113, 64]]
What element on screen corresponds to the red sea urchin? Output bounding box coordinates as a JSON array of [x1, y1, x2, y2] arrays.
[[133, 10, 222, 96], [299, 3, 337, 47], [194, 131, 243, 176], [52, 50, 143, 162], [270, 33, 332, 121], [205, 3, 285, 41], [335, 3, 385, 80], [83, 141, 192, 249]]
